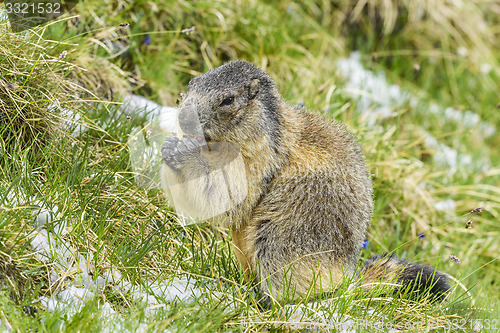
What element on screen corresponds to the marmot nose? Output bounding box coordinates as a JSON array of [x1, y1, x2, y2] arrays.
[[178, 106, 203, 138]]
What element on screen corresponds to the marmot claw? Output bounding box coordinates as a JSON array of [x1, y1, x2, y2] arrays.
[[161, 135, 200, 169]]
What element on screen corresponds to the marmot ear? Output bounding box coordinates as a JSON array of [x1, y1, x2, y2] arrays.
[[249, 79, 259, 100]]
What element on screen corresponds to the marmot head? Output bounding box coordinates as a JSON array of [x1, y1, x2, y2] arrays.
[[178, 60, 282, 145]]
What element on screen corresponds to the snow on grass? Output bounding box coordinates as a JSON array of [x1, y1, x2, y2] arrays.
[[337, 51, 410, 126], [121, 94, 178, 133], [336, 52, 495, 138], [283, 302, 357, 332], [125, 95, 179, 190], [0, 9, 8, 26], [3, 192, 206, 330], [2, 187, 358, 331], [1, 188, 28, 208], [421, 129, 488, 174], [122, 277, 202, 305], [434, 198, 457, 212], [337, 51, 495, 175], [48, 104, 88, 137], [39, 286, 97, 315]]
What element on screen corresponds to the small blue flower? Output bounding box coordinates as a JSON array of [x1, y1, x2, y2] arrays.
[[142, 34, 152, 45], [418, 232, 425, 239], [362, 240, 369, 248]]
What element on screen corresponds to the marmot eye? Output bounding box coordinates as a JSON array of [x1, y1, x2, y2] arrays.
[[220, 96, 234, 106]]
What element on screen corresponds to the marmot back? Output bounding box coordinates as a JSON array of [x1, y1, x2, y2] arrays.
[[161, 60, 450, 304]]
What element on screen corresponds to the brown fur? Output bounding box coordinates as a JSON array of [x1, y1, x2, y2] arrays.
[[161, 60, 449, 303]]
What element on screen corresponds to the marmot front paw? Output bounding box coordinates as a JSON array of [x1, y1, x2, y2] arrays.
[[161, 135, 201, 170]]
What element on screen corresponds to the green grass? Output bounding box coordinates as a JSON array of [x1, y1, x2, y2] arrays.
[[1, 0, 499, 331]]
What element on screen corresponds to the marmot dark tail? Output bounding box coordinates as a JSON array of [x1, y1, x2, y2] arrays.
[[358, 254, 450, 302]]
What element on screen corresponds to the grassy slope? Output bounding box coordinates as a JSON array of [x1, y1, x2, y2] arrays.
[[1, 0, 499, 331]]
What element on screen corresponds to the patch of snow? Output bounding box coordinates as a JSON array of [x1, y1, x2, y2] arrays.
[[39, 286, 94, 315], [125, 95, 179, 190], [34, 206, 59, 225], [128, 124, 166, 189], [23, 197, 205, 330], [1, 186, 29, 208], [337, 51, 410, 126], [480, 122, 496, 138], [283, 302, 358, 331], [283, 302, 400, 332], [128, 277, 202, 304], [0, 9, 10, 35], [0, 9, 7, 21], [434, 199, 456, 211], [30, 229, 76, 270], [336, 52, 494, 177], [422, 131, 489, 174], [28, 208, 204, 306], [439, 106, 495, 138], [48, 104, 87, 137], [0, 14, 30, 37], [480, 63, 492, 75], [336, 52, 496, 138], [100, 302, 116, 316], [121, 94, 178, 132], [457, 47, 469, 57], [157, 109, 178, 133], [30, 200, 64, 229]]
